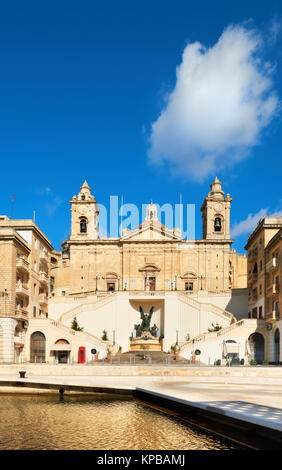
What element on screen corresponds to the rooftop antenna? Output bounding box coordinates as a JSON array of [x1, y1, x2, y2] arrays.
[[33, 211, 36, 222]]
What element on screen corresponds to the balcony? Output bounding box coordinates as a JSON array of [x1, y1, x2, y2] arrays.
[[39, 271, 49, 284], [266, 310, 280, 322], [39, 293, 48, 305], [15, 307, 29, 320], [16, 257, 29, 273], [266, 257, 280, 272], [39, 249, 49, 263], [248, 272, 258, 284], [16, 282, 29, 297], [266, 283, 280, 295], [249, 247, 258, 260]]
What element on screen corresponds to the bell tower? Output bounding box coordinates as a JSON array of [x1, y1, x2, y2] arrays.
[[201, 177, 232, 240], [70, 180, 99, 240]]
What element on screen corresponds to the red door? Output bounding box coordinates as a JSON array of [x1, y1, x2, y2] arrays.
[[78, 346, 86, 364]]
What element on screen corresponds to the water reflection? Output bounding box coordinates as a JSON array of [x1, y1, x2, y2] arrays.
[[0, 395, 241, 450]]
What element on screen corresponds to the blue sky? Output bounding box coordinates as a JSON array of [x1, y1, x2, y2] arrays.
[[0, 0, 281, 252]]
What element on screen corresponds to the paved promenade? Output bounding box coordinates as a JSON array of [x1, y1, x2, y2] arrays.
[[1, 366, 282, 437]]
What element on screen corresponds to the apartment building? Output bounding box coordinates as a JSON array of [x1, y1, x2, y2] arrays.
[[0, 216, 53, 362]]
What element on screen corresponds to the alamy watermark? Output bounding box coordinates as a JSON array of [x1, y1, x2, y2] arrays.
[[96, 196, 195, 240]]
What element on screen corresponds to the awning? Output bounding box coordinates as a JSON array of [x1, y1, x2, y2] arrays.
[[51, 344, 71, 351]]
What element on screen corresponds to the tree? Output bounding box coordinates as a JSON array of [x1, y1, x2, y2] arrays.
[[71, 315, 84, 331], [102, 330, 108, 341]]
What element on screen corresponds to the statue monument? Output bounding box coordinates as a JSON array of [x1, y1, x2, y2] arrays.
[[130, 306, 162, 351]]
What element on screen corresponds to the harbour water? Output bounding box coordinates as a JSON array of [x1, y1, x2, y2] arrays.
[[0, 394, 243, 450]]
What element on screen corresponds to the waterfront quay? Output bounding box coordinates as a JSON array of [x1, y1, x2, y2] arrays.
[[1, 364, 282, 448]]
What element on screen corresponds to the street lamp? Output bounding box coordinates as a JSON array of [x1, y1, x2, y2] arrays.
[[112, 330, 116, 346], [118, 276, 120, 291], [95, 275, 99, 292], [176, 330, 179, 345], [199, 275, 205, 290]]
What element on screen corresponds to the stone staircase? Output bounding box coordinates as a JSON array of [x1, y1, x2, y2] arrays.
[[57, 293, 117, 324], [177, 292, 236, 324], [99, 350, 191, 365], [30, 317, 109, 353], [179, 318, 266, 355]]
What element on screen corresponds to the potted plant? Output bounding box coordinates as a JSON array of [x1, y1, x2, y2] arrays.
[[250, 359, 257, 366], [118, 345, 122, 355], [170, 344, 175, 355], [106, 346, 112, 360], [175, 345, 180, 360], [262, 360, 269, 365]]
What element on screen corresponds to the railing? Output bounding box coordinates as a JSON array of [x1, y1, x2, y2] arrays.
[[49, 319, 109, 350], [39, 272, 48, 283], [15, 308, 28, 319], [266, 284, 280, 295], [177, 292, 235, 322], [16, 257, 29, 271], [266, 257, 280, 272], [39, 249, 49, 262], [16, 282, 29, 296], [266, 310, 280, 321], [129, 290, 166, 297], [58, 293, 118, 323], [248, 272, 258, 283]]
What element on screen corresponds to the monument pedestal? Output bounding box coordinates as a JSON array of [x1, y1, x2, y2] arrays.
[[130, 331, 162, 351]]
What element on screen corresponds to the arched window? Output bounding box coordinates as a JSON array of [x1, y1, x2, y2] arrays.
[[30, 331, 46, 363], [80, 218, 87, 233], [214, 217, 222, 232]]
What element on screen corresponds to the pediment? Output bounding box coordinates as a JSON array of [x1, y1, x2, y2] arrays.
[[139, 264, 160, 272], [180, 271, 198, 280], [121, 221, 181, 242]]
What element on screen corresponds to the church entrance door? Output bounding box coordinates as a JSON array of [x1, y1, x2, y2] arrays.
[[149, 277, 156, 291]]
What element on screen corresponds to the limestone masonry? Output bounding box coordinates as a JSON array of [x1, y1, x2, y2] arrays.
[[0, 178, 281, 366]]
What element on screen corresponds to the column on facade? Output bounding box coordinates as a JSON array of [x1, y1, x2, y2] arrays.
[[0, 318, 17, 363]]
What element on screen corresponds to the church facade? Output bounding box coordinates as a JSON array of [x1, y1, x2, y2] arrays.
[[0, 177, 257, 365], [51, 178, 247, 298]]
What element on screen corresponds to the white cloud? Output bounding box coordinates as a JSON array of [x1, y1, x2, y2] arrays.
[[231, 208, 282, 237], [45, 196, 62, 216], [148, 24, 279, 181]]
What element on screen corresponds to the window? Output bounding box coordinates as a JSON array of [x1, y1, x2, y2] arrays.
[[259, 284, 262, 295], [50, 276, 55, 292], [80, 218, 87, 233], [259, 306, 263, 319], [259, 260, 262, 271], [81, 195, 85, 200], [214, 217, 222, 232], [30, 331, 46, 363]]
